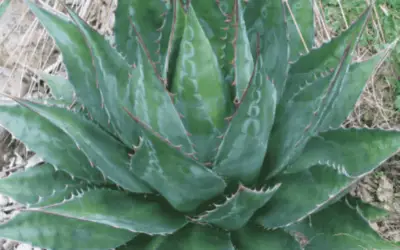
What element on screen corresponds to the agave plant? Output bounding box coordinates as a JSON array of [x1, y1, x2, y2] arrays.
[[0, 0, 399, 249]]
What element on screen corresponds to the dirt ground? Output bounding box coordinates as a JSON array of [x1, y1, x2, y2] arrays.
[[0, 0, 399, 249]]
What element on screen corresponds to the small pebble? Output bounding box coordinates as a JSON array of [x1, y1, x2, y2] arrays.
[[0, 195, 9, 207], [16, 243, 32, 250]]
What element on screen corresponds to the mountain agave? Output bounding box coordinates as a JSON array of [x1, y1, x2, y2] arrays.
[[0, 0, 399, 249]]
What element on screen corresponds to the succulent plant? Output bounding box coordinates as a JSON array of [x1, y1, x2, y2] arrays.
[[0, 0, 399, 249]]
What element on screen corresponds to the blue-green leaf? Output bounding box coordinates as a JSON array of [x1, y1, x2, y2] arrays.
[[256, 126, 400, 230], [264, 9, 371, 178], [346, 196, 389, 222], [126, 112, 226, 212], [0, 211, 136, 250], [231, 0, 254, 100], [233, 225, 301, 250], [0, 163, 87, 206], [243, 0, 289, 99], [32, 189, 187, 235], [171, 4, 230, 162], [282, 6, 372, 106], [256, 165, 355, 228], [286, 0, 314, 61], [191, 0, 233, 77], [66, 7, 193, 151], [114, 0, 170, 69], [26, 1, 111, 131], [195, 184, 280, 230], [124, 224, 235, 250], [12, 98, 152, 193], [285, 128, 400, 174], [287, 200, 400, 249], [213, 63, 277, 184], [0, 99, 103, 182], [321, 41, 398, 129], [40, 73, 75, 103]]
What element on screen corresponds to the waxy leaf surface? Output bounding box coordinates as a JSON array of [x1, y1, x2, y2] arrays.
[[243, 0, 289, 99], [286, 0, 314, 61], [129, 115, 226, 212], [0, 100, 102, 182], [285, 128, 400, 174], [0, 163, 87, 205], [214, 68, 276, 184], [125, 224, 235, 250], [34, 189, 187, 235], [196, 184, 280, 230], [26, 2, 111, 130], [13, 98, 152, 193], [41, 73, 75, 103], [288, 201, 400, 249], [171, 5, 229, 161], [233, 225, 301, 250], [0, 211, 135, 250]]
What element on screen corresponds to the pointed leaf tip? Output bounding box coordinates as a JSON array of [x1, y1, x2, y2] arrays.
[[126, 109, 226, 212], [213, 64, 277, 184], [196, 184, 280, 230], [11, 97, 152, 193], [0, 98, 103, 182]]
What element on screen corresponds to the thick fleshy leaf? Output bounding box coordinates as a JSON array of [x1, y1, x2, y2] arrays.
[[346, 196, 390, 222], [0, 163, 87, 205], [288, 200, 400, 249], [321, 41, 398, 129], [243, 0, 289, 99], [31, 189, 187, 235], [255, 157, 396, 228], [127, 112, 226, 212], [124, 224, 235, 250], [233, 225, 301, 250], [26, 1, 111, 130], [213, 64, 277, 184], [289, 6, 371, 75], [0, 211, 135, 250], [67, 8, 193, 151], [230, 0, 254, 100], [285, 128, 400, 174], [264, 16, 369, 178], [114, 0, 170, 68], [40, 73, 75, 103], [0, 99, 103, 182], [191, 0, 233, 76], [196, 184, 280, 230], [116, 235, 166, 250], [281, 6, 372, 106], [13, 98, 152, 193], [171, 5, 229, 162], [0, 0, 10, 18], [286, 0, 314, 61]]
